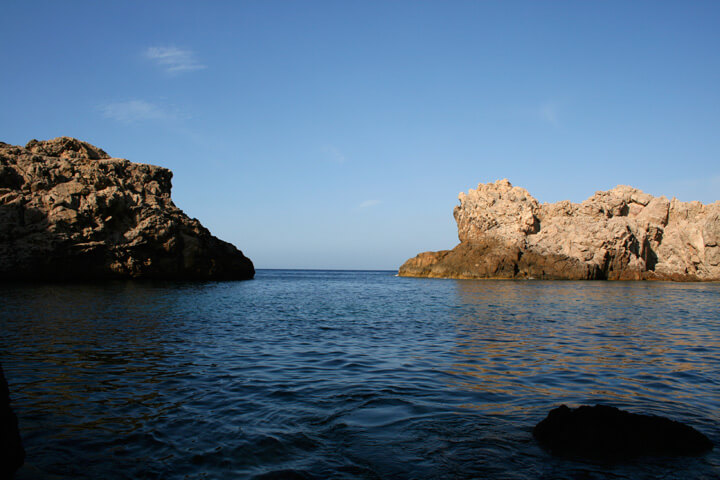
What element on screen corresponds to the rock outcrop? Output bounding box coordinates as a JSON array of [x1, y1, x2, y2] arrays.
[[399, 179, 720, 281], [534, 404, 713, 458], [0, 137, 254, 280]]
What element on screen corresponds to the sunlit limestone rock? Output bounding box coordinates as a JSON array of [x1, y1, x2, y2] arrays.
[[0, 137, 254, 280], [399, 179, 720, 281]]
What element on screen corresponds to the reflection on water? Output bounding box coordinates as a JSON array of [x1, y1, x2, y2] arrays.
[[1, 272, 719, 479], [449, 281, 720, 420]]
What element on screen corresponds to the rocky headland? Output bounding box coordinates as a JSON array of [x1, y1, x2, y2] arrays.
[[399, 179, 720, 281], [0, 137, 254, 281]]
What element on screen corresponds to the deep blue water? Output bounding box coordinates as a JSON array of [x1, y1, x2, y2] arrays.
[[1, 270, 719, 479]]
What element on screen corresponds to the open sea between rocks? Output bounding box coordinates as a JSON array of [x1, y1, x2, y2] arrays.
[[1, 270, 718, 479]]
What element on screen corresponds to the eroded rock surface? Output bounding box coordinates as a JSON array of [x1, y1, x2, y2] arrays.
[[0, 137, 254, 280], [534, 404, 713, 458], [399, 179, 720, 281]]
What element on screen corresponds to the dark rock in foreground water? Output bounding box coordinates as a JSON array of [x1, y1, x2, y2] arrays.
[[534, 405, 713, 459], [0, 137, 254, 281], [1, 365, 25, 479]]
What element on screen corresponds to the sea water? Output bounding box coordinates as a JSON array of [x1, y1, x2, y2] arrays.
[[1, 270, 719, 479]]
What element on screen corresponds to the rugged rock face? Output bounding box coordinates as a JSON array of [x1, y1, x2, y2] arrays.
[[399, 179, 720, 281], [534, 404, 713, 458], [0, 137, 254, 280]]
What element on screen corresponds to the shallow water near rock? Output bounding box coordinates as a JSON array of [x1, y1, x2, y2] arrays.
[[1, 270, 719, 479]]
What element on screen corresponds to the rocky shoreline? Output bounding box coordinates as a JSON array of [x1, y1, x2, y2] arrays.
[[400, 179, 720, 281], [0, 137, 254, 281]]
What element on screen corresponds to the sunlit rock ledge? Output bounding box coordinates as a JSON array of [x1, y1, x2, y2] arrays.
[[0, 137, 254, 281], [399, 179, 720, 281]]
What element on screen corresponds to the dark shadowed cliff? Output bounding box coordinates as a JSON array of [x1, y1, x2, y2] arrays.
[[1, 364, 24, 478]]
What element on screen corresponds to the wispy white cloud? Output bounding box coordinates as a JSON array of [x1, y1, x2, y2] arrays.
[[539, 102, 559, 126], [321, 145, 347, 164], [358, 199, 381, 209], [505, 100, 565, 127], [99, 100, 180, 123], [144, 46, 206, 73]]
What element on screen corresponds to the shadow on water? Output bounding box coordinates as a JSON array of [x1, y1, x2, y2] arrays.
[[1, 281, 231, 478]]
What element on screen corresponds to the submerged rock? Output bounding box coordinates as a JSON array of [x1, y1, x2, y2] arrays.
[[0, 137, 254, 280], [1, 365, 25, 478], [534, 404, 713, 459], [399, 179, 720, 281]]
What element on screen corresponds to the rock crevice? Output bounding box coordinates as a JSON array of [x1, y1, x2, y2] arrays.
[[0, 137, 254, 280], [400, 179, 720, 281]]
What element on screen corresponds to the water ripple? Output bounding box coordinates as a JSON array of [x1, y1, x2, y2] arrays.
[[1, 271, 718, 479]]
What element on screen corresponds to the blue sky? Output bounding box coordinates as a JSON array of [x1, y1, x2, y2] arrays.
[[2, 1, 719, 269]]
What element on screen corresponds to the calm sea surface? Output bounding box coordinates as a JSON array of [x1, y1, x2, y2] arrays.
[[1, 270, 719, 479]]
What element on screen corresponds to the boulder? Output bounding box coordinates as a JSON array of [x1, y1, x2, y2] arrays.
[[533, 404, 713, 459], [0, 137, 254, 280], [399, 179, 720, 281]]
